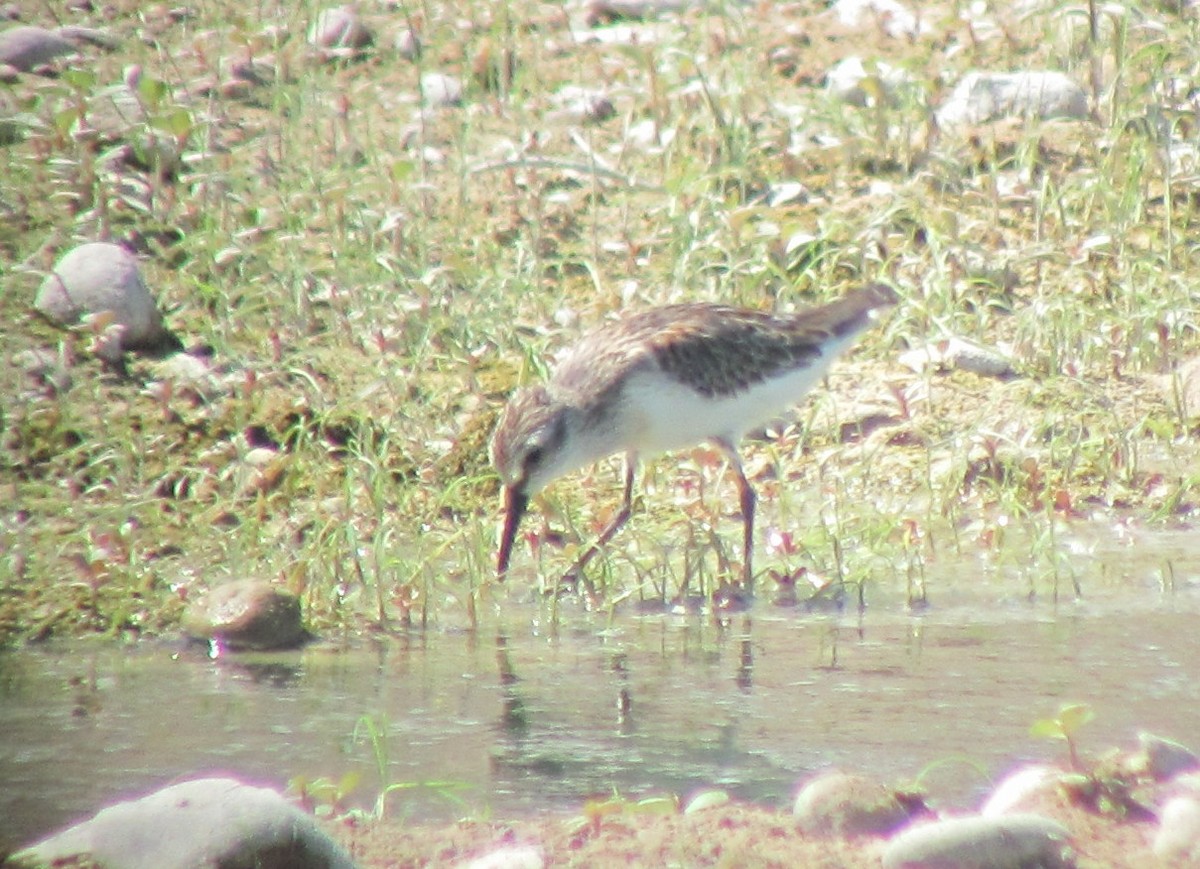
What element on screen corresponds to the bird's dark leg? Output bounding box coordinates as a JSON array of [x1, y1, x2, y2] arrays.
[[715, 439, 756, 594], [561, 455, 637, 591]]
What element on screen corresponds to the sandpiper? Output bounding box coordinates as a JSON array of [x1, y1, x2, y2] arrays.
[[490, 283, 898, 589]]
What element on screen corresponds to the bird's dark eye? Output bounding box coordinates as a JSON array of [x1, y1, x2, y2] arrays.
[[524, 445, 545, 470]]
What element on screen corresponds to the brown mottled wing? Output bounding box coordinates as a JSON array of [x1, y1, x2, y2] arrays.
[[650, 284, 896, 397], [642, 306, 820, 397], [551, 284, 896, 403]]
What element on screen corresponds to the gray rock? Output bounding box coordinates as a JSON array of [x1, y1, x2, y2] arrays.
[[1156, 794, 1200, 861], [8, 776, 356, 869], [883, 813, 1072, 869], [308, 5, 373, 50], [1136, 732, 1200, 781], [35, 242, 179, 362], [937, 71, 1089, 128], [897, 337, 1016, 379], [793, 771, 921, 837], [183, 578, 307, 651], [0, 25, 75, 71]]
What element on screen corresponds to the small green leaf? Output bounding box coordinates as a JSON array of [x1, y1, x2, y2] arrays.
[[337, 770, 362, 797], [859, 76, 886, 103], [137, 75, 169, 107], [1030, 718, 1065, 739], [634, 796, 678, 815], [53, 107, 79, 136], [1057, 703, 1095, 736], [62, 69, 97, 91], [389, 159, 415, 183], [150, 106, 193, 138]]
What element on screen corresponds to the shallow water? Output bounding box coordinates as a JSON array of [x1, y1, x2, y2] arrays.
[[3, 585, 1200, 853]]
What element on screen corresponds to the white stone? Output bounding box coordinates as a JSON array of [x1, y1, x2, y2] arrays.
[[832, 0, 927, 38], [937, 71, 1089, 127], [981, 765, 1061, 816], [421, 72, 463, 107], [462, 844, 546, 869], [1156, 795, 1200, 861], [826, 56, 914, 106]]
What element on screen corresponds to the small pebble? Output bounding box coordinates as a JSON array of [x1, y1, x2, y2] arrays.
[[308, 5, 372, 50], [182, 579, 307, 651], [393, 26, 419, 59], [826, 56, 913, 106], [421, 72, 463, 107]]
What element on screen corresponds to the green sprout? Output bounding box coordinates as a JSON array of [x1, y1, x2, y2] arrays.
[[1031, 702, 1095, 771]]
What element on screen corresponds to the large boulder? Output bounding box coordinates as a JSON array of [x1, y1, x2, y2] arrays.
[[0, 25, 75, 71], [8, 777, 356, 869], [35, 242, 180, 362]]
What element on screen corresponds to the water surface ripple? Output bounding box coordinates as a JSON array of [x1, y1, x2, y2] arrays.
[[2, 596, 1199, 852]]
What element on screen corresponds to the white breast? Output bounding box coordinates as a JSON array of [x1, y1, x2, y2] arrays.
[[619, 333, 859, 454]]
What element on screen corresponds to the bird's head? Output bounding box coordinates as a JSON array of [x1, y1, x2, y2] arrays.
[[489, 385, 576, 577]]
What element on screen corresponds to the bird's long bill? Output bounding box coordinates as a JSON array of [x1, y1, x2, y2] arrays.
[[496, 486, 529, 579]]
